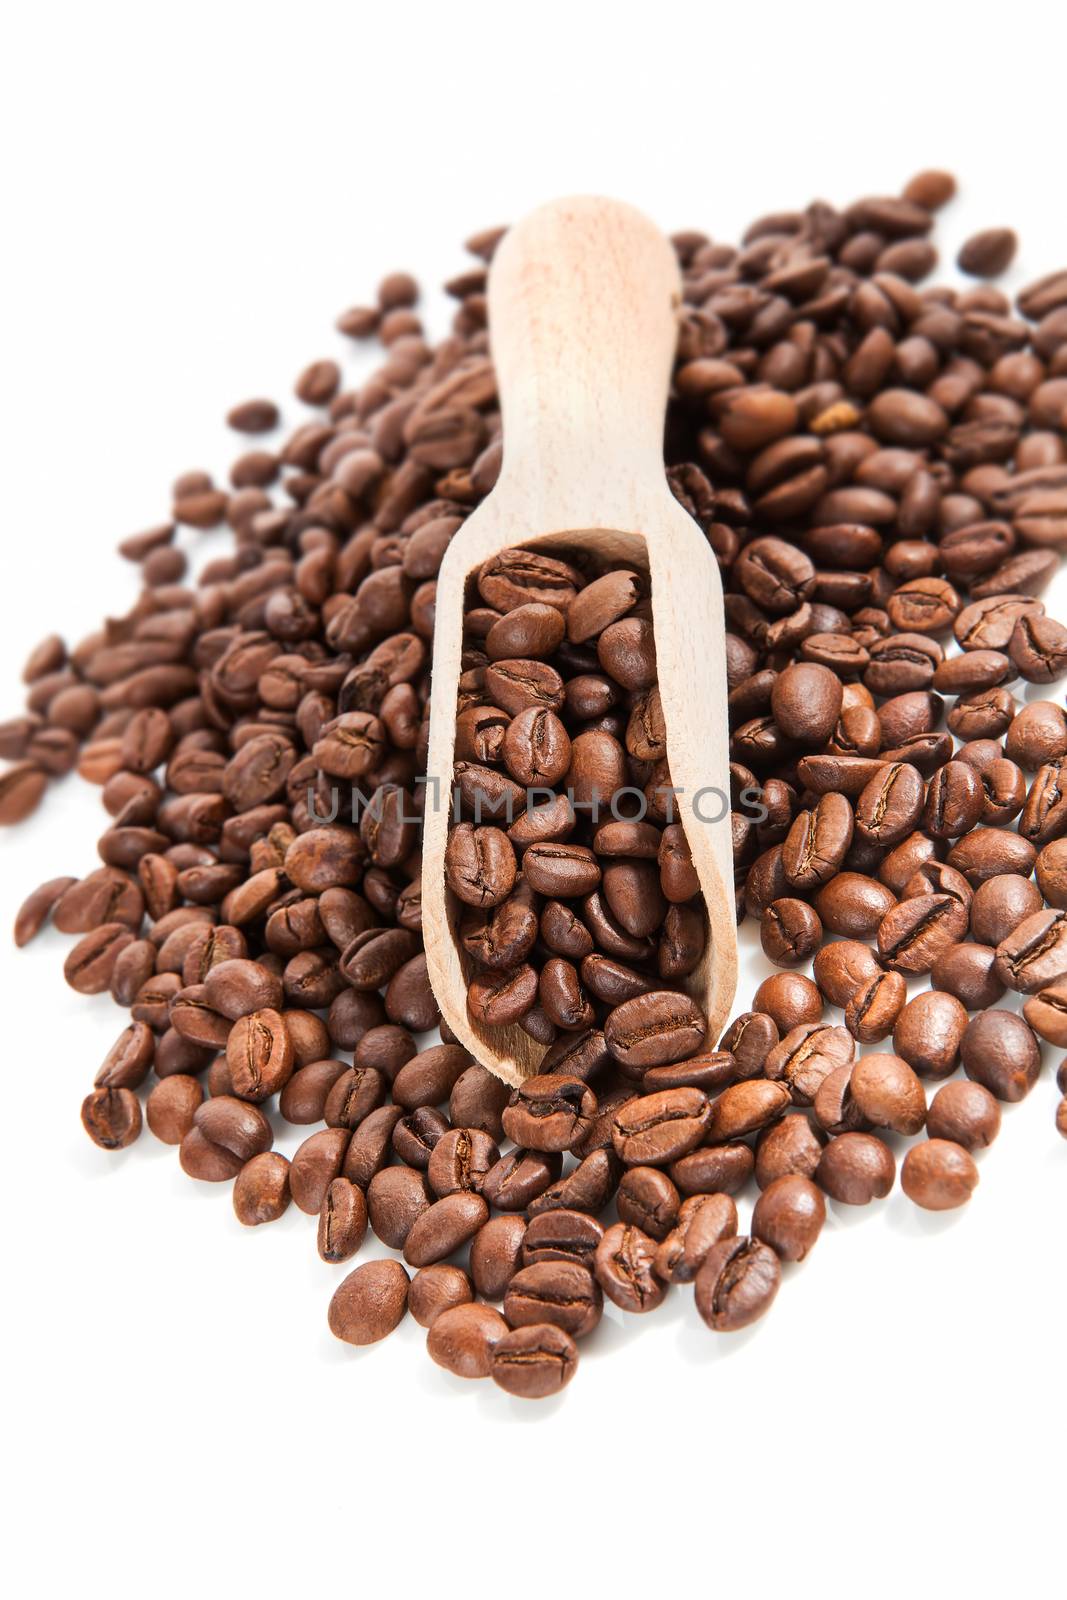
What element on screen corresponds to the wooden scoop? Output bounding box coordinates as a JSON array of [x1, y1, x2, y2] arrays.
[[422, 196, 737, 1086]]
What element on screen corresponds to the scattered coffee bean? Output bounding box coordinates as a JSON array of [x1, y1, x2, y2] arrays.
[[328, 1259, 410, 1346], [901, 1139, 980, 1209]]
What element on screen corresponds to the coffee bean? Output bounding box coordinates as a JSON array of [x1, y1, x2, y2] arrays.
[[958, 228, 1017, 278], [481, 1148, 562, 1211], [901, 1139, 980, 1210], [408, 1265, 474, 1329], [694, 1236, 781, 1331], [848, 1053, 926, 1135], [995, 908, 1067, 993], [610, 1088, 711, 1165], [317, 1177, 368, 1261], [844, 970, 906, 1044], [960, 1010, 1041, 1101], [616, 1166, 681, 1239], [367, 1166, 433, 1249], [594, 1223, 666, 1312], [751, 972, 822, 1034], [669, 1142, 754, 1197], [755, 1114, 826, 1189], [145, 1075, 203, 1144], [328, 1259, 410, 1346], [603, 991, 708, 1070], [893, 990, 968, 1077], [653, 1193, 737, 1283], [926, 1080, 1001, 1150], [877, 893, 969, 973], [504, 1261, 603, 1338], [234, 1152, 292, 1226], [501, 1075, 596, 1152], [81, 1086, 142, 1150], [403, 1192, 489, 1268], [815, 1132, 895, 1204], [761, 898, 822, 965], [751, 1175, 825, 1262], [225, 1008, 294, 1102], [289, 1127, 350, 1213], [13, 874, 77, 946], [489, 1323, 578, 1398]]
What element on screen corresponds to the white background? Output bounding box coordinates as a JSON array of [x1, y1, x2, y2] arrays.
[[1, 3, 1064, 1595]]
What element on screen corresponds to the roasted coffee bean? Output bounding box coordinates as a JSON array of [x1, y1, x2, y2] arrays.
[[328, 1259, 410, 1346], [781, 792, 853, 889], [610, 1088, 711, 1165], [755, 1114, 826, 1189], [521, 1210, 603, 1272], [694, 1236, 780, 1331], [481, 1148, 562, 1211], [812, 941, 882, 1008], [844, 970, 906, 1044], [616, 1167, 681, 1239], [994, 908, 1067, 993], [392, 1106, 449, 1169], [426, 1127, 499, 1196], [970, 874, 1043, 946], [324, 1066, 388, 1130], [604, 991, 707, 1069], [225, 1008, 294, 1102], [765, 1023, 853, 1103], [444, 822, 516, 908], [669, 1142, 755, 1197], [428, 1303, 509, 1379], [182, 1097, 272, 1182], [145, 1075, 203, 1144], [751, 1174, 825, 1262], [848, 1053, 926, 1135], [594, 1223, 667, 1313], [504, 1261, 603, 1339], [367, 1166, 433, 1249], [489, 1323, 578, 1398], [317, 1177, 368, 1261], [234, 1152, 292, 1227], [761, 898, 822, 965], [877, 892, 969, 973], [502, 1075, 596, 1151], [931, 942, 1006, 1010], [901, 1140, 979, 1210], [13, 874, 77, 946], [751, 972, 822, 1033], [468, 1216, 528, 1300], [95, 1021, 155, 1089], [719, 1010, 780, 1077], [893, 990, 968, 1077], [855, 762, 924, 845], [961, 1010, 1041, 1100], [926, 1080, 1002, 1151], [527, 1147, 621, 1216], [815, 1132, 896, 1204], [653, 1193, 737, 1283], [81, 1086, 142, 1150], [815, 874, 898, 939], [408, 1265, 474, 1329], [288, 1127, 350, 1213], [403, 1192, 489, 1267], [1023, 975, 1067, 1046]]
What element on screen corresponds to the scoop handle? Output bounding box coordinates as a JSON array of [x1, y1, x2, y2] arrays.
[[488, 197, 682, 520]]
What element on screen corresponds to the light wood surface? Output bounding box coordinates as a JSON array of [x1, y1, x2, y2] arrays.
[[423, 196, 738, 1085]]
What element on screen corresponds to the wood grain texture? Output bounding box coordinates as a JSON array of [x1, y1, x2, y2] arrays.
[[423, 196, 737, 1085]]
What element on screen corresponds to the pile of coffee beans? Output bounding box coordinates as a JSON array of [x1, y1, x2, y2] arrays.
[[5, 169, 1067, 1398], [446, 547, 710, 1054]]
